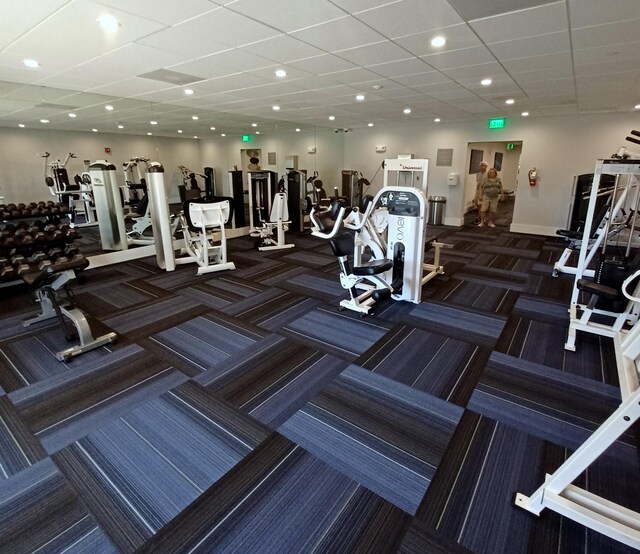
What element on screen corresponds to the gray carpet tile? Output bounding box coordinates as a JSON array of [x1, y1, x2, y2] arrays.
[[283, 306, 392, 360], [430, 277, 519, 315], [358, 325, 490, 406], [281, 249, 338, 268], [137, 433, 411, 554], [9, 344, 187, 454], [53, 381, 271, 552], [175, 282, 235, 310], [408, 302, 507, 347], [0, 458, 117, 553], [397, 518, 473, 554], [75, 281, 158, 315], [279, 364, 463, 514], [512, 293, 570, 325], [282, 270, 347, 298]]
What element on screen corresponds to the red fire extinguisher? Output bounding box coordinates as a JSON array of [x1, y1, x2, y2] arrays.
[[528, 168, 538, 186]]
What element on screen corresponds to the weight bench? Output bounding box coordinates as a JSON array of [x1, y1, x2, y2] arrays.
[[22, 257, 116, 361]]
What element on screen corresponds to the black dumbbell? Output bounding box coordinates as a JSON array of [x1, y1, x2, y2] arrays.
[[17, 203, 26, 210], [28, 251, 47, 263], [2, 236, 17, 249], [0, 265, 16, 280], [48, 247, 62, 259], [65, 228, 79, 240], [37, 259, 52, 271], [6, 203, 16, 210], [16, 264, 31, 275], [11, 255, 26, 266]]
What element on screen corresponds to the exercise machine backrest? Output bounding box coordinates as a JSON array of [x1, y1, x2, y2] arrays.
[[183, 199, 232, 231]]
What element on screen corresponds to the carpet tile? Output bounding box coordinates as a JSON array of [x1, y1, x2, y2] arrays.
[[279, 365, 463, 514], [137, 433, 411, 554]]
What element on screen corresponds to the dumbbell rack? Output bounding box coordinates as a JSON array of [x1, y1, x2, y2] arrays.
[[0, 200, 81, 287]]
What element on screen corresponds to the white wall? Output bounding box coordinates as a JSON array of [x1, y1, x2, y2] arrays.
[[0, 127, 201, 204], [344, 113, 636, 233]]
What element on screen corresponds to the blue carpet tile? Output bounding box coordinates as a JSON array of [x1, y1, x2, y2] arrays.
[[417, 411, 639, 554], [0, 458, 117, 553], [430, 277, 519, 315], [137, 433, 411, 554], [53, 381, 271, 552], [279, 365, 463, 514]]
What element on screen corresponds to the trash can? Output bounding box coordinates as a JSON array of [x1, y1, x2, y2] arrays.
[[428, 196, 446, 225]]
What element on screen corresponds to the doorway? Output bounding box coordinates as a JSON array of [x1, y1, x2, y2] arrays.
[[464, 141, 522, 227]]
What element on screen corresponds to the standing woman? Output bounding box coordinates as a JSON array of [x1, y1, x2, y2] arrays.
[[478, 167, 503, 227]]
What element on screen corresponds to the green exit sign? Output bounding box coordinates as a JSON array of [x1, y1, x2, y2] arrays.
[[488, 118, 506, 129], [242, 134, 253, 142], [507, 143, 515, 150]]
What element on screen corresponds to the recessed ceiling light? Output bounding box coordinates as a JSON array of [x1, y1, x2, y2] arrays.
[[329, 115, 335, 120], [147, 132, 152, 136], [92, 128, 98, 132], [403, 108, 411, 114], [356, 94, 365, 101], [256, 131, 260, 135], [105, 105, 114, 111], [480, 78, 492, 86], [221, 133, 226, 137], [184, 88, 194, 95], [505, 98, 515, 104], [372, 85, 382, 90], [635, 104, 640, 110], [251, 123, 258, 127], [18, 123, 25, 128], [177, 129, 183, 133], [368, 123, 373, 127], [295, 128, 301, 132], [430, 36, 446, 47], [521, 111, 529, 117], [272, 105, 280, 111], [434, 118, 441, 122], [117, 124, 124, 129], [150, 120, 158, 125], [40, 119, 49, 124], [275, 69, 287, 77], [192, 115, 199, 120], [98, 14, 120, 32], [23, 59, 40, 68], [194, 136, 198, 139], [67, 113, 77, 119], [210, 126, 216, 131]]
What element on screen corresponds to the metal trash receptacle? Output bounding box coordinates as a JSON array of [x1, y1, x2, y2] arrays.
[[428, 196, 446, 225]]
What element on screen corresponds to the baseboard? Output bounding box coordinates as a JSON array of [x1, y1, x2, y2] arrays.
[[444, 216, 465, 227], [509, 223, 559, 237]]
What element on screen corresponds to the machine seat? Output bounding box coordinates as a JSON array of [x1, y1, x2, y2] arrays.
[[353, 259, 393, 276], [576, 278, 619, 300]]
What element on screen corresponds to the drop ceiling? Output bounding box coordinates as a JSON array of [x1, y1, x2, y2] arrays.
[[0, 0, 637, 138]]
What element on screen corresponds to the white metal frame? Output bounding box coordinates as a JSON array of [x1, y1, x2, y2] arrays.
[[516, 269, 640, 549], [565, 159, 640, 351], [383, 158, 429, 195], [251, 192, 295, 251]]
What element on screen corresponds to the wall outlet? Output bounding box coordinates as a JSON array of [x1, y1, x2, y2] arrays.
[[375, 145, 386, 153]]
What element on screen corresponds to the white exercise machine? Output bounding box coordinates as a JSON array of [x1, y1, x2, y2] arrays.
[[383, 157, 429, 195], [250, 176, 294, 251], [89, 160, 129, 251], [516, 267, 640, 549], [175, 199, 236, 275]]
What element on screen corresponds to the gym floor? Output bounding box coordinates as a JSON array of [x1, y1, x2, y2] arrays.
[[0, 218, 638, 553]]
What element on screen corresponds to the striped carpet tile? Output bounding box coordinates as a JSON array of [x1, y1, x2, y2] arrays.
[[467, 351, 635, 451], [102, 295, 208, 340], [279, 270, 346, 298], [0, 395, 46, 479], [137, 433, 410, 554], [408, 302, 507, 347], [176, 282, 235, 310], [397, 518, 473, 554], [478, 244, 541, 260], [204, 274, 265, 297], [201, 335, 348, 428], [76, 282, 158, 316], [453, 265, 528, 291], [417, 411, 639, 554], [283, 307, 391, 360], [53, 381, 271, 552], [431, 277, 519, 315], [279, 365, 463, 514], [358, 325, 490, 406], [147, 312, 267, 376], [281, 249, 338, 269], [512, 294, 570, 325], [523, 272, 575, 300], [10, 344, 187, 454], [0, 458, 116, 553]]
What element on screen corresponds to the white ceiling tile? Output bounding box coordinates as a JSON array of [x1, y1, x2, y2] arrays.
[[239, 35, 324, 63], [426, 87, 478, 101], [288, 54, 358, 75], [539, 104, 578, 116], [441, 62, 503, 80], [421, 46, 496, 70], [571, 18, 640, 50], [393, 24, 482, 57], [135, 26, 232, 59], [0, 81, 32, 98], [226, 0, 345, 32], [290, 16, 384, 51], [573, 57, 640, 77], [0, 0, 70, 50], [336, 41, 411, 65], [89, 78, 176, 97], [573, 41, 640, 67], [6, 1, 167, 68], [393, 72, 450, 87], [367, 57, 434, 78], [568, 0, 640, 28], [166, 49, 275, 80], [195, 74, 272, 94], [355, 0, 463, 38], [470, 2, 567, 43], [488, 31, 570, 61], [329, 0, 404, 13], [321, 68, 383, 86], [95, 0, 216, 25], [502, 52, 572, 73]]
